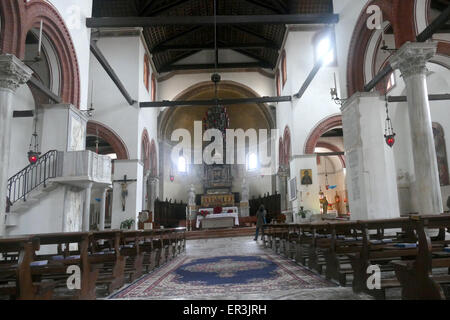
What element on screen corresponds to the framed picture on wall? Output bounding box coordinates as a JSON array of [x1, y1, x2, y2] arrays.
[[300, 169, 313, 185], [289, 177, 297, 201]]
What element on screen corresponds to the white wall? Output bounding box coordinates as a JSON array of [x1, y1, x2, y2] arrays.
[[48, 0, 93, 110], [158, 71, 275, 102]]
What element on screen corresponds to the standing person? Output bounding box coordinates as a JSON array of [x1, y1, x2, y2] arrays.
[[254, 205, 267, 241]]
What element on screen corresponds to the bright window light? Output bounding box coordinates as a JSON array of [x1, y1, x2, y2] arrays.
[[316, 37, 334, 66], [178, 156, 187, 173], [248, 153, 258, 171]]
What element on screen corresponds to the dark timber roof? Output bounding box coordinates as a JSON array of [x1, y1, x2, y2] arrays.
[[92, 0, 334, 73]]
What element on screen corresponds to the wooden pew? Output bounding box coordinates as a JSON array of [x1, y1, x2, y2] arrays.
[[319, 221, 361, 286], [120, 231, 145, 283], [393, 214, 450, 299], [150, 230, 166, 267], [140, 230, 159, 273], [348, 217, 417, 299], [31, 232, 98, 300], [0, 236, 54, 300], [89, 230, 126, 296]]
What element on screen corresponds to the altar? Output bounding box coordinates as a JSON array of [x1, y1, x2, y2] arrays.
[[196, 207, 239, 229]]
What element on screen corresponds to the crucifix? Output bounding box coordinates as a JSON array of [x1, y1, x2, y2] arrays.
[[113, 175, 137, 211]]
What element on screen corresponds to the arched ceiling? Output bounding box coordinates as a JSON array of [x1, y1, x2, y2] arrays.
[[162, 87, 271, 142]]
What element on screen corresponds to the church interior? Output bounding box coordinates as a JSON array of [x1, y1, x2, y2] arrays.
[[1, 0, 450, 302]]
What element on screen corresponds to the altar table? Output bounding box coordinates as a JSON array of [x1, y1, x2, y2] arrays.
[[196, 208, 239, 229]]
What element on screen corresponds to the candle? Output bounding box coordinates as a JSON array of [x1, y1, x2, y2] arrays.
[[38, 20, 43, 58]]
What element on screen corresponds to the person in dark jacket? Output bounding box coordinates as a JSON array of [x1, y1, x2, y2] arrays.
[[254, 205, 267, 241]]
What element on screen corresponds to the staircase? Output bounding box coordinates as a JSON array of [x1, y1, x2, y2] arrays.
[[5, 150, 59, 227]]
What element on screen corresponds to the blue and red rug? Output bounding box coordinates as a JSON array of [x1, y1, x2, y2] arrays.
[[110, 254, 336, 299]]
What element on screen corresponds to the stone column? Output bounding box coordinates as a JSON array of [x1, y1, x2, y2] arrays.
[[341, 92, 400, 221], [148, 176, 158, 214], [390, 42, 443, 215], [99, 187, 108, 230], [0, 54, 32, 237], [82, 182, 94, 232], [142, 170, 150, 210]]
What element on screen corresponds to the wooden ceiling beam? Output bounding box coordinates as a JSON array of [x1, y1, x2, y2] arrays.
[[140, 95, 292, 108], [86, 14, 340, 28], [151, 42, 278, 53], [151, 25, 205, 51], [242, 0, 286, 14], [159, 62, 272, 72]]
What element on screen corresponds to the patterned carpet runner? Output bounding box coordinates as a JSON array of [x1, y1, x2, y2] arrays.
[[110, 253, 336, 299]]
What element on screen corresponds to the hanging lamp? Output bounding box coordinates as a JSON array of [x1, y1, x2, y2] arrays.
[[384, 94, 396, 147]]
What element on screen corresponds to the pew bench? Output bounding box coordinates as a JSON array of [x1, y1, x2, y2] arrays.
[[0, 237, 54, 300]]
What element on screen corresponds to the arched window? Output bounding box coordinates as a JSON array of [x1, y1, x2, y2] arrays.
[[178, 156, 187, 173], [247, 153, 258, 171], [433, 123, 450, 186], [144, 54, 150, 92], [281, 50, 287, 87]]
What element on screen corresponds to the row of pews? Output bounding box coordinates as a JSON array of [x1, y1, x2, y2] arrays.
[[262, 215, 450, 300], [0, 228, 186, 300]]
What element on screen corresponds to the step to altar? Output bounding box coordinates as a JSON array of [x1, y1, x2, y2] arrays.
[[186, 227, 256, 240]]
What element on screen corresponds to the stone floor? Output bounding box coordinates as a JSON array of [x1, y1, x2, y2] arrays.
[[110, 236, 372, 300], [184, 236, 372, 300]]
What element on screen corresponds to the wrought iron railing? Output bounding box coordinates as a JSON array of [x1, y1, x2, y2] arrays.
[[7, 150, 58, 205]]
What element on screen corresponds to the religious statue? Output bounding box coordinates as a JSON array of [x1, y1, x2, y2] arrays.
[[188, 184, 196, 206], [121, 183, 128, 211], [322, 197, 329, 215]]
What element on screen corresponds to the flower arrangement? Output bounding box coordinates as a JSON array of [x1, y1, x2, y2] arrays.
[[227, 209, 234, 213], [199, 210, 209, 217], [213, 207, 223, 214]]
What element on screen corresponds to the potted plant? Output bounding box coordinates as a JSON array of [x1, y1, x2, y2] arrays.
[[120, 218, 135, 230], [298, 206, 311, 219]]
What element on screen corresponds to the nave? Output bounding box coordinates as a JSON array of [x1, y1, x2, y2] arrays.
[[109, 236, 368, 300]]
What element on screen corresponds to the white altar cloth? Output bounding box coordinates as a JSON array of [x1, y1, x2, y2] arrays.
[[196, 207, 239, 228]]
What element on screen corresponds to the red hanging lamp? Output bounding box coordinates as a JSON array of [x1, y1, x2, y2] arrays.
[[384, 95, 396, 148], [27, 117, 41, 164]]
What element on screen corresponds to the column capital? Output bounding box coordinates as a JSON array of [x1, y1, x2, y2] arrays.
[[389, 42, 437, 79], [0, 54, 33, 92]]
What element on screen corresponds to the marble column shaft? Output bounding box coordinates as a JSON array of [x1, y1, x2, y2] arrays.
[[83, 182, 94, 232], [99, 188, 108, 230], [0, 55, 32, 237], [390, 42, 443, 215]]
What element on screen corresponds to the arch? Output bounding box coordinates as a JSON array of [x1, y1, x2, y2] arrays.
[[141, 129, 151, 172], [149, 139, 158, 177], [304, 115, 343, 154], [87, 121, 129, 160], [158, 80, 276, 140], [144, 54, 150, 92], [316, 141, 346, 169], [0, 0, 80, 107], [151, 73, 157, 102], [278, 137, 284, 168], [283, 126, 292, 165], [347, 0, 416, 97], [281, 50, 287, 87], [275, 69, 281, 96]]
